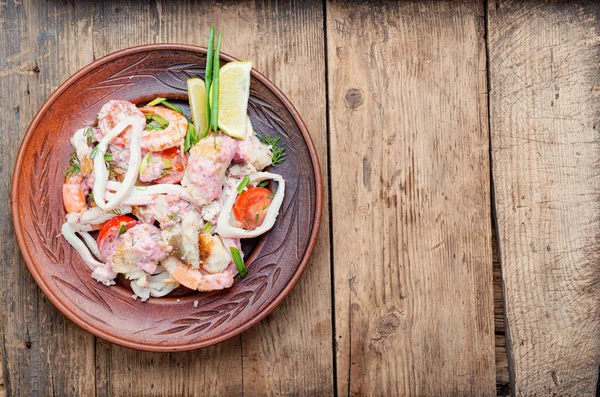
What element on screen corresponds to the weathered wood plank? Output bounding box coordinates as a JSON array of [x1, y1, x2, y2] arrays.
[[0, 1, 97, 395], [93, 1, 333, 395], [493, 224, 511, 396], [326, 1, 496, 395], [488, 1, 600, 395], [0, 344, 6, 397]]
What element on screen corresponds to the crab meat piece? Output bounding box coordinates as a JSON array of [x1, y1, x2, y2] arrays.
[[108, 223, 168, 275], [199, 233, 231, 274], [161, 210, 203, 268]]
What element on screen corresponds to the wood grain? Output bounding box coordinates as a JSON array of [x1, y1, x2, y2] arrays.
[[326, 1, 496, 395], [0, 1, 97, 395], [90, 1, 333, 396], [488, 1, 600, 395]]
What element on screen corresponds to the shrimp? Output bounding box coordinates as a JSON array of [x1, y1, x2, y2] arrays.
[[162, 256, 234, 292], [97, 100, 146, 147], [139, 107, 187, 152], [63, 174, 87, 214]]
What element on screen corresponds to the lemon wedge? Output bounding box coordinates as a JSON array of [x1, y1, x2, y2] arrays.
[[187, 78, 207, 135], [217, 61, 252, 139]]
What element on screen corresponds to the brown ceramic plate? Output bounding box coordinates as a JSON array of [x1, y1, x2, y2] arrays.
[[12, 44, 321, 352]]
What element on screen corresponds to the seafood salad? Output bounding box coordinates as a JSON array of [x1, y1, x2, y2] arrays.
[[60, 29, 286, 301]]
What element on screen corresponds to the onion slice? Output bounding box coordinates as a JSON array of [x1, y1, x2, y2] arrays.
[[215, 172, 285, 238], [93, 117, 143, 211]]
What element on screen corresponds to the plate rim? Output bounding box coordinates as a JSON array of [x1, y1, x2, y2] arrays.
[[11, 43, 323, 352]]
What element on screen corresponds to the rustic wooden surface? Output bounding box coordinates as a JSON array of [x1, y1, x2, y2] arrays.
[[326, 1, 496, 395], [1, 0, 599, 395], [488, 1, 600, 396]]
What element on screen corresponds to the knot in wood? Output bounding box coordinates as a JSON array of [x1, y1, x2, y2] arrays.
[[344, 88, 364, 109]]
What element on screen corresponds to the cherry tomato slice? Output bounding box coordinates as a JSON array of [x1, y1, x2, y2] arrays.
[[153, 146, 187, 184], [233, 187, 273, 230], [97, 215, 137, 259]]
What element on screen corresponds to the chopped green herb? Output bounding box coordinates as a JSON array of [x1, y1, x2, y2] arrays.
[[90, 144, 100, 159], [204, 26, 215, 137], [87, 192, 95, 204], [145, 124, 164, 131], [162, 159, 172, 169], [147, 97, 183, 114], [117, 223, 127, 237], [184, 123, 196, 152], [230, 247, 247, 277], [168, 209, 181, 221], [104, 153, 113, 162], [267, 193, 275, 200], [243, 217, 252, 229], [255, 212, 259, 225], [131, 237, 136, 247], [159, 99, 183, 114], [64, 151, 80, 177], [258, 134, 286, 166], [211, 32, 222, 132], [237, 176, 250, 193], [203, 223, 213, 232], [109, 209, 121, 215], [146, 97, 167, 107], [140, 152, 152, 174], [145, 113, 169, 127], [83, 126, 95, 144], [257, 180, 269, 188]]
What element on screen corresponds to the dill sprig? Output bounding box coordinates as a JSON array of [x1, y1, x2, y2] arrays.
[[258, 134, 286, 166], [65, 151, 80, 177], [168, 209, 181, 221], [90, 145, 100, 159], [83, 126, 95, 145]]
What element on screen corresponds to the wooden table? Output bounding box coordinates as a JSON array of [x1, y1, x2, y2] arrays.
[[1, 1, 598, 395]]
